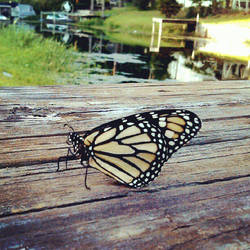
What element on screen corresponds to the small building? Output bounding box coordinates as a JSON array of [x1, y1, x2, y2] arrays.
[[232, 0, 249, 11], [177, 0, 211, 7]]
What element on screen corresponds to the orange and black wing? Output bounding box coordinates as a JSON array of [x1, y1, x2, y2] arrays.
[[82, 109, 201, 188]]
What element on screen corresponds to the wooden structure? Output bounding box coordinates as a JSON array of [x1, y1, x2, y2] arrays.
[[232, 0, 249, 11], [150, 16, 199, 52], [0, 81, 249, 248], [221, 61, 250, 80]]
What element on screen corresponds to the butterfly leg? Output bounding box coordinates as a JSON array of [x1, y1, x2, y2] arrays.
[[80, 157, 91, 190], [65, 147, 75, 170], [57, 147, 76, 172]]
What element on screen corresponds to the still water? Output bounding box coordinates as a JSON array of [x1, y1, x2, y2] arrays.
[[41, 22, 249, 84]]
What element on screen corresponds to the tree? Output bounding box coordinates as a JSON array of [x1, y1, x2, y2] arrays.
[[157, 0, 182, 17], [190, 0, 225, 15], [19, 0, 64, 12], [133, 0, 151, 10]]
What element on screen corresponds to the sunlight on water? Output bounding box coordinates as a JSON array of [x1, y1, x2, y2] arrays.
[[200, 24, 250, 60], [199, 41, 250, 59]]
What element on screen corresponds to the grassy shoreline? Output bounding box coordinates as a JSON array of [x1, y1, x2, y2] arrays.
[[0, 26, 77, 86], [201, 13, 250, 27], [81, 7, 191, 37], [80, 7, 250, 62], [80, 7, 193, 47], [82, 7, 250, 34]]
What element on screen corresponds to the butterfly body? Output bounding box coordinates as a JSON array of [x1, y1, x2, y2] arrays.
[[59, 109, 202, 188]]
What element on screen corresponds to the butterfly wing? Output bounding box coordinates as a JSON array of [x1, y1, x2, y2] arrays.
[[82, 109, 201, 188]]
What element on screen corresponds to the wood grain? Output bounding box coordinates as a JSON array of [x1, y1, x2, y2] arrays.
[[0, 81, 249, 249]]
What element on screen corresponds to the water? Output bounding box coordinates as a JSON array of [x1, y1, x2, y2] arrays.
[[39, 22, 250, 84]]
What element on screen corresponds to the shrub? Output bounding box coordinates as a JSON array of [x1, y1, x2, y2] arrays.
[[157, 0, 182, 18], [133, 0, 151, 10], [0, 25, 77, 85], [186, 6, 197, 18], [200, 6, 213, 17]]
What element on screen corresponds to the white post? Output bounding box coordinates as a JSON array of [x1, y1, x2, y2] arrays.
[[150, 18, 156, 49], [196, 13, 199, 23], [150, 18, 163, 52], [195, 13, 199, 34], [232, 0, 236, 9], [90, 0, 94, 11], [237, 0, 241, 9], [157, 19, 162, 50], [102, 0, 105, 17], [247, 61, 250, 79]]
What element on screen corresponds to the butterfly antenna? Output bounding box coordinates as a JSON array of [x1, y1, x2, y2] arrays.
[[64, 123, 75, 132]]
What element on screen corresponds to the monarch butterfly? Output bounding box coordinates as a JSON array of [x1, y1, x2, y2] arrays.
[[58, 109, 201, 189]]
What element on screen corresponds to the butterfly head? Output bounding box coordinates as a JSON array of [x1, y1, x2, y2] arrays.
[[67, 131, 78, 144], [66, 131, 82, 152], [64, 124, 83, 153]]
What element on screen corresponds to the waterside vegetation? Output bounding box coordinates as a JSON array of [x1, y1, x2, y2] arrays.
[[80, 7, 184, 35], [80, 7, 250, 42], [83, 6, 250, 28], [0, 26, 77, 86], [201, 12, 250, 25], [80, 6, 195, 46]]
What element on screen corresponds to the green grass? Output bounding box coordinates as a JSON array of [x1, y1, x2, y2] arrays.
[[0, 25, 77, 86], [83, 7, 250, 34], [80, 6, 167, 34], [80, 6, 188, 47], [103, 7, 164, 34]]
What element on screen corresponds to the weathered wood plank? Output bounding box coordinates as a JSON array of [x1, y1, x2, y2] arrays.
[[0, 148, 249, 217], [0, 80, 249, 249], [0, 115, 249, 167], [0, 177, 249, 249], [0, 81, 249, 138]]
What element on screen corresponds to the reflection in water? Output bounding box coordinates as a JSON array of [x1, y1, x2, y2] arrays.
[[39, 22, 249, 84]]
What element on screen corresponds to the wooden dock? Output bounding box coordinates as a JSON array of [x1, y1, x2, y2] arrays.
[[150, 17, 199, 52], [0, 80, 249, 249]]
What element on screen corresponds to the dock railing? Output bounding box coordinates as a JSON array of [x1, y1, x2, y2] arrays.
[[150, 15, 199, 52]]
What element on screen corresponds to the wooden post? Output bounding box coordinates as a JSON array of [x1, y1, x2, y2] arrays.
[[150, 18, 162, 52], [195, 13, 199, 34], [102, 0, 105, 17], [237, 0, 241, 8], [232, 0, 236, 8], [247, 61, 250, 79], [150, 18, 156, 49], [90, 0, 94, 11], [158, 19, 162, 49]]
